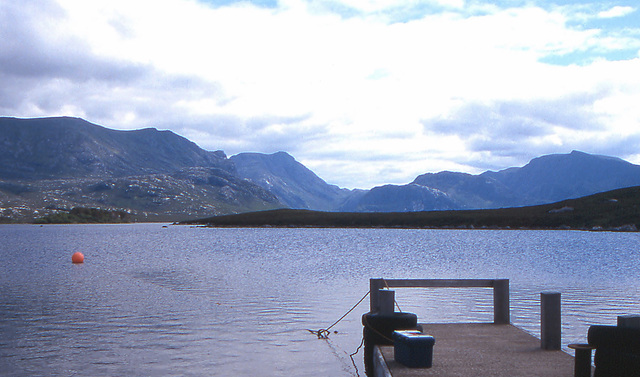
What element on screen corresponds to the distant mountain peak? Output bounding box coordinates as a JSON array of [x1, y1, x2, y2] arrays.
[[230, 151, 352, 211]]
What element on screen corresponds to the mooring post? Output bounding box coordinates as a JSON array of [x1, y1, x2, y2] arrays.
[[378, 289, 395, 314], [370, 278, 385, 312], [569, 343, 593, 377], [493, 279, 510, 324], [618, 315, 640, 329], [541, 292, 561, 350]]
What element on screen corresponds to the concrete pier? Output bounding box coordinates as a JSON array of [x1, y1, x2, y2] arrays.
[[377, 323, 577, 377], [366, 279, 582, 377]]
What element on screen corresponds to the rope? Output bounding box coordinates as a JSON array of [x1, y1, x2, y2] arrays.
[[349, 336, 365, 377], [306, 290, 370, 339], [382, 278, 403, 313], [306, 283, 405, 376], [306, 290, 371, 377]]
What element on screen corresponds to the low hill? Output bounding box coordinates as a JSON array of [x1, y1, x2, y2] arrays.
[[184, 186, 640, 231], [34, 207, 132, 224]]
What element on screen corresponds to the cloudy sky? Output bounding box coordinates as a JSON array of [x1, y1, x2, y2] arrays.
[[1, 0, 640, 189]]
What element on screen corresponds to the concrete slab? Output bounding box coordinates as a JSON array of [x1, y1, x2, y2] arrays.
[[379, 323, 579, 377]]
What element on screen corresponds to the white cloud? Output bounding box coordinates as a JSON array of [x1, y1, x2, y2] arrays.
[[597, 6, 635, 19], [2, 0, 640, 188]]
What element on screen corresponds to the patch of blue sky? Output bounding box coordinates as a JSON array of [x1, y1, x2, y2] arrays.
[[561, 4, 638, 28], [321, 0, 640, 26], [196, 0, 639, 26], [541, 48, 639, 66], [307, 1, 364, 18], [198, 0, 278, 8], [369, 4, 452, 23], [330, 2, 485, 23], [291, 1, 441, 22], [551, 3, 639, 65]]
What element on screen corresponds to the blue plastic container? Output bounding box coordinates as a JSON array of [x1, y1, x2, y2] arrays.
[[393, 330, 436, 368]]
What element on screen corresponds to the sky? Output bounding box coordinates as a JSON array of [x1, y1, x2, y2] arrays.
[[1, 0, 640, 189]]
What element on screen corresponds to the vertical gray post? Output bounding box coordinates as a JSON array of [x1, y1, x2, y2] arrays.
[[541, 292, 561, 350], [618, 315, 640, 329], [493, 279, 510, 324], [569, 344, 593, 377], [379, 289, 395, 314], [370, 278, 385, 312]]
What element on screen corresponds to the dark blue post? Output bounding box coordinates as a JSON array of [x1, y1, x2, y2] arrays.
[[541, 292, 561, 350]]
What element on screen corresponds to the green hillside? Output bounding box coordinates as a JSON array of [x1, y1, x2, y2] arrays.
[[184, 186, 640, 231], [34, 207, 132, 224]]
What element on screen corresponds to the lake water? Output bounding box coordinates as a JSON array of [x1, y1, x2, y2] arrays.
[[1, 224, 640, 376]]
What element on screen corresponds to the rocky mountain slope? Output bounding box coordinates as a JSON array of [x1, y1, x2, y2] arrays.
[[337, 183, 456, 212], [0, 116, 232, 179], [230, 152, 356, 211], [0, 117, 281, 221]]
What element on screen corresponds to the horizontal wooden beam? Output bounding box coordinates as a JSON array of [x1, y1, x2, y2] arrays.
[[382, 278, 500, 288]]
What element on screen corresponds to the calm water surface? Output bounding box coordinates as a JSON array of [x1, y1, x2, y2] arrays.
[[1, 224, 639, 376]]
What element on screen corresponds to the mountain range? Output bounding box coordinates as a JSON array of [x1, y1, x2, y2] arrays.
[[2, 116, 640, 222], [354, 150, 640, 211], [234, 149, 640, 212]]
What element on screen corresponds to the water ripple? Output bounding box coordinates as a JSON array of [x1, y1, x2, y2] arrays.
[[2, 225, 640, 376]]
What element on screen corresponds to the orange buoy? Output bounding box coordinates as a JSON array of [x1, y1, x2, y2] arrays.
[[72, 252, 84, 264]]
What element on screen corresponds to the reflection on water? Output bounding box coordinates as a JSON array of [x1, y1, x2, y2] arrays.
[[1, 225, 640, 376]]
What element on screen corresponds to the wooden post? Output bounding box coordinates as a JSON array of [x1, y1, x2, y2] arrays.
[[569, 344, 593, 377], [541, 292, 561, 350], [370, 278, 385, 312], [493, 279, 510, 324], [379, 289, 395, 314], [618, 315, 640, 329]]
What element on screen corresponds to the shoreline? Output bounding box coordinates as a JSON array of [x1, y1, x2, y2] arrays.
[[186, 222, 638, 232]]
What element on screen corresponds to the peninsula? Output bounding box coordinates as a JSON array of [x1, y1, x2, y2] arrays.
[[183, 186, 640, 231]]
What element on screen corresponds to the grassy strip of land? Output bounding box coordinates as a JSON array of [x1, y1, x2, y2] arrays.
[[34, 207, 132, 224], [183, 186, 640, 231]]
